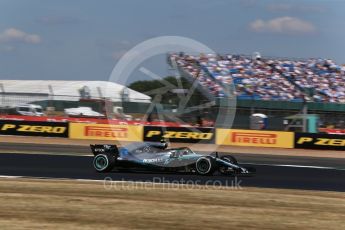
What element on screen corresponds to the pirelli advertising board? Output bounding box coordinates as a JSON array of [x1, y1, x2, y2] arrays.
[[295, 133, 345, 151], [0, 120, 68, 138], [69, 123, 142, 141], [143, 126, 215, 143], [216, 129, 294, 148]]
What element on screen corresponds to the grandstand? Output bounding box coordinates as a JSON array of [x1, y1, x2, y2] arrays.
[[170, 53, 345, 103], [169, 53, 345, 130]]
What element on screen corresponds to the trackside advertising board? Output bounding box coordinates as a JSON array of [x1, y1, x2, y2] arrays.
[[295, 133, 345, 151], [69, 123, 142, 141], [0, 120, 68, 138], [143, 126, 215, 143], [216, 129, 294, 148]]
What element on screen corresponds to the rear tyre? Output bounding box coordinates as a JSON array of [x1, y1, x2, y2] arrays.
[[93, 153, 115, 172], [195, 157, 215, 175]]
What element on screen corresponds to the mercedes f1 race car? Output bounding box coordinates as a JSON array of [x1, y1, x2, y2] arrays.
[[90, 141, 255, 176]]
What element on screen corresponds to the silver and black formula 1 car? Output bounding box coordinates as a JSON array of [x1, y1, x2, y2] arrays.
[[90, 141, 255, 176]]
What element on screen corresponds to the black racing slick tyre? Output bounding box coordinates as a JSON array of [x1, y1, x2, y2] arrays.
[[93, 153, 115, 172], [195, 157, 215, 175]]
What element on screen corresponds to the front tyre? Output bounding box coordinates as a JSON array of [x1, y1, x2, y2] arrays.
[[93, 153, 115, 172], [195, 157, 215, 175]]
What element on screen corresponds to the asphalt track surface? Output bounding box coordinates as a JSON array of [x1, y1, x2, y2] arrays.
[[0, 143, 344, 192]]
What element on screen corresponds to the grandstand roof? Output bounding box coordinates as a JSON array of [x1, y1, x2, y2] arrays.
[[0, 80, 151, 103]]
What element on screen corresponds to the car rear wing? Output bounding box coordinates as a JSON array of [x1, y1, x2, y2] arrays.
[[90, 144, 119, 156]]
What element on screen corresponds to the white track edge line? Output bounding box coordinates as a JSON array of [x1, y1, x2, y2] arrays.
[[242, 162, 345, 170]]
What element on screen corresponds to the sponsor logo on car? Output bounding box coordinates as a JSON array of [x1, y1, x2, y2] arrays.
[[84, 126, 128, 138], [231, 132, 277, 144], [143, 158, 165, 163], [93, 148, 105, 153]]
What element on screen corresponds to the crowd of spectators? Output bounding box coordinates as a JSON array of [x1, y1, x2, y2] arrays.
[[290, 59, 345, 103], [171, 53, 226, 97], [171, 53, 345, 103]]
